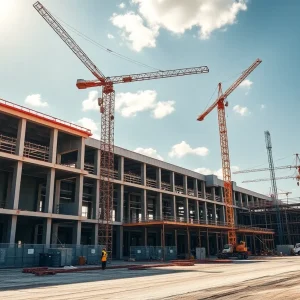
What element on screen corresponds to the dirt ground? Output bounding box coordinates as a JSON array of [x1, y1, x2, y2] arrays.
[[1, 257, 300, 299]]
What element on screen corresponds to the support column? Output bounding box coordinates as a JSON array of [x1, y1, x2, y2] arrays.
[[184, 198, 189, 222], [42, 218, 52, 247], [213, 204, 217, 225], [92, 223, 99, 246], [7, 215, 17, 244], [245, 195, 249, 207], [8, 161, 22, 210], [93, 179, 100, 219], [201, 181, 206, 199], [211, 187, 216, 201], [53, 180, 61, 214], [76, 137, 85, 169], [171, 195, 176, 221], [156, 167, 161, 189], [156, 192, 162, 220], [141, 190, 147, 220], [238, 192, 243, 207], [141, 163, 146, 186], [49, 129, 58, 164], [118, 184, 124, 222], [95, 149, 101, 176], [195, 201, 200, 223], [116, 226, 123, 259], [220, 186, 224, 203], [75, 175, 84, 216], [194, 179, 198, 197], [16, 118, 26, 156], [203, 202, 208, 223], [183, 175, 188, 195], [118, 156, 124, 181], [45, 168, 55, 213], [51, 223, 59, 245], [170, 172, 175, 192], [72, 221, 81, 245]]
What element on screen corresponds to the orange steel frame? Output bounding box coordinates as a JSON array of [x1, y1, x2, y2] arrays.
[[0, 98, 92, 138], [197, 59, 262, 246]]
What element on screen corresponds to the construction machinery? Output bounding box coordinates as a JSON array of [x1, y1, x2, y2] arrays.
[[197, 58, 262, 250], [34, 1, 209, 260], [218, 241, 248, 259]]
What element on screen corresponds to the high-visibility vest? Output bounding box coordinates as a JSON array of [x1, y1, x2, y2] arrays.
[[101, 250, 107, 262]]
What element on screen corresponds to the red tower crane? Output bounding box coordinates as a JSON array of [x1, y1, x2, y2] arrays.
[[197, 59, 262, 246], [33, 1, 209, 259]]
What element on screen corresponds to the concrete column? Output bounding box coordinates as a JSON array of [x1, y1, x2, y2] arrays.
[[4, 172, 12, 209], [156, 192, 162, 220], [194, 179, 198, 197], [93, 179, 100, 219], [118, 156, 124, 181], [171, 195, 176, 221], [170, 172, 175, 192], [184, 198, 189, 222], [49, 128, 58, 164], [95, 149, 101, 176], [127, 194, 131, 222], [141, 163, 146, 185], [56, 153, 61, 164], [51, 223, 59, 245], [8, 161, 22, 210], [203, 202, 208, 223], [211, 187, 216, 201], [76, 137, 85, 169], [53, 180, 61, 214], [156, 167, 161, 189], [245, 195, 249, 207], [141, 190, 147, 220], [72, 221, 81, 245], [92, 223, 99, 246], [42, 218, 52, 246], [201, 181, 206, 199], [7, 215, 17, 244], [183, 175, 188, 195], [118, 184, 124, 222], [16, 118, 26, 156], [220, 186, 224, 203], [45, 168, 55, 213], [195, 201, 200, 222], [75, 175, 84, 216], [213, 204, 217, 224], [116, 226, 123, 259]]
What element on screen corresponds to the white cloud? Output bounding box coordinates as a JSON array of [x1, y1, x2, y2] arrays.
[[152, 101, 175, 119], [195, 166, 239, 179], [134, 147, 164, 160], [110, 12, 159, 52], [233, 104, 249, 116], [239, 79, 253, 88], [115, 89, 175, 118], [107, 33, 115, 39], [25, 94, 48, 107], [132, 0, 247, 41], [260, 104, 265, 110], [118, 2, 126, 9], [168, 141, 209, 158], [77, 117, 100, 140], [82, 90, 99, 111]]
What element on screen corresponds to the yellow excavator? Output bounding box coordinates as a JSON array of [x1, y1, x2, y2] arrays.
[[218, 241, 248, 260]]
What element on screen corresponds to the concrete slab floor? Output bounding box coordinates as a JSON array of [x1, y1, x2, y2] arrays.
[[1, 257, 300, 299]]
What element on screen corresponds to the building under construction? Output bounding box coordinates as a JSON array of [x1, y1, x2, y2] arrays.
[[0, 99, 275, 259]]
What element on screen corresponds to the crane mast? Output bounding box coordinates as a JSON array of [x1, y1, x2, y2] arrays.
[[265, 131, 283, 245], [34, 1, 209, 260], [197, 59, 262, 246]]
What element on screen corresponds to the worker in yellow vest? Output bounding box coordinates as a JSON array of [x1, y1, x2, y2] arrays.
[[101, 248, 107, 270]]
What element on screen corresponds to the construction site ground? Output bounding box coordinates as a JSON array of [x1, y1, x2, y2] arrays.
[[1, 257, 300, 299]]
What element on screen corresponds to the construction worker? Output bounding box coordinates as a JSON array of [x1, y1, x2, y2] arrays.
[[101, 248, 107, 270]]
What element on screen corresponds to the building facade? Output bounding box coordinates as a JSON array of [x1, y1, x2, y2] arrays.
[[0, 99, 274, 259]]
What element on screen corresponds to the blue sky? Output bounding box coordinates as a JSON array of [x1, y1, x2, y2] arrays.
[[1, 0, 300, 200]]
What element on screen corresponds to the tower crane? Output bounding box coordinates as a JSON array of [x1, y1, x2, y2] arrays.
[[33, 1, 209, 259], [197, 58, 262, 246]]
